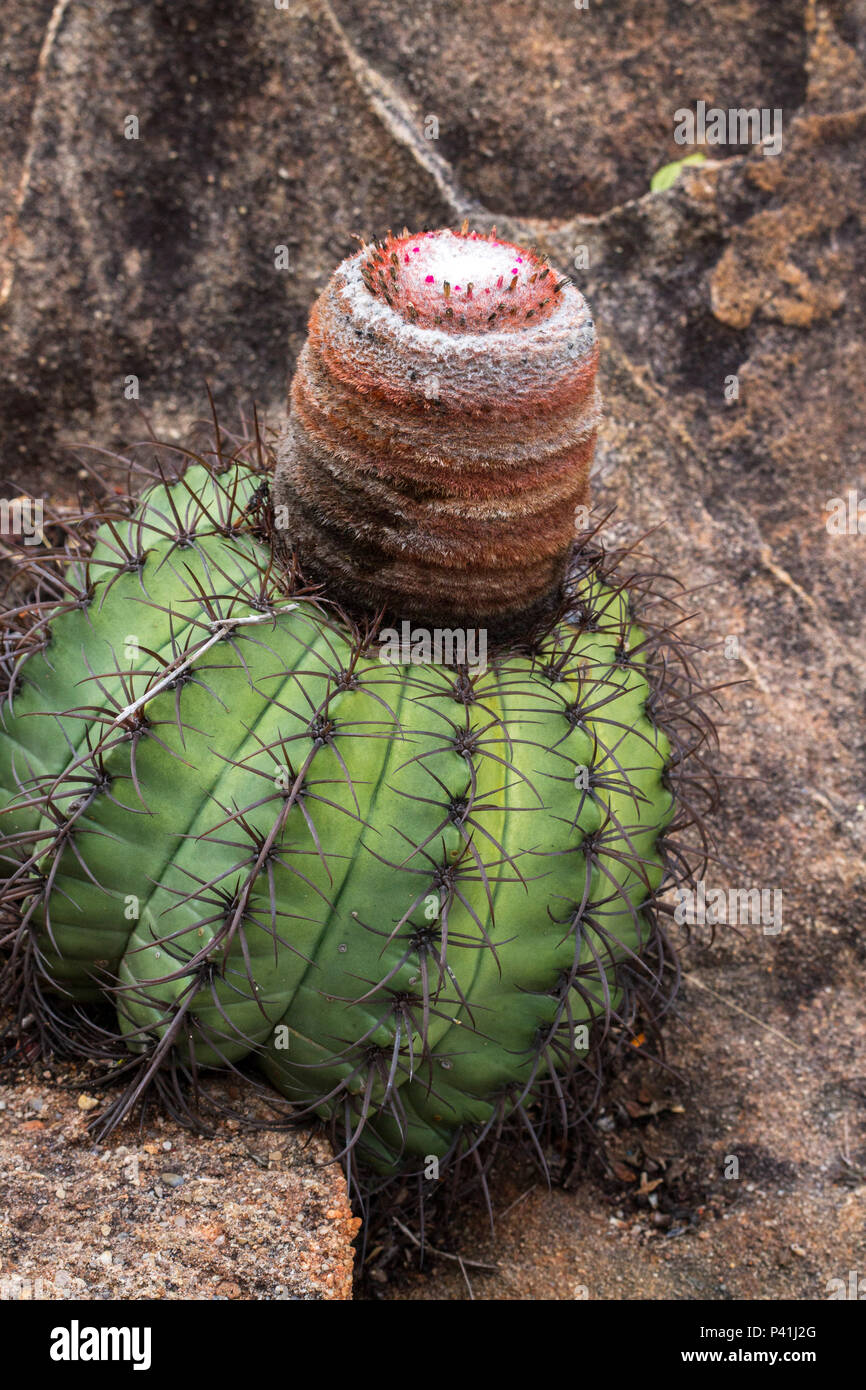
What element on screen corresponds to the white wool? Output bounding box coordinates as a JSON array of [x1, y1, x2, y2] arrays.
[[339, 254, 594, 366], [397, 230, 529, 299]]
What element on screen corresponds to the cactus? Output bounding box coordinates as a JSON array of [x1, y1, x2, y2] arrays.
[[0, 226, 715, 1193]]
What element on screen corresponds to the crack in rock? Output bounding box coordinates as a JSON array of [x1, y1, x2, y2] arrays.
[[317, 0, 479, 222]]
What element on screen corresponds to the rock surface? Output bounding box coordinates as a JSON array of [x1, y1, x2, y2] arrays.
[[2, 0, 865, 1300], [0, 1069, 357, 1300]]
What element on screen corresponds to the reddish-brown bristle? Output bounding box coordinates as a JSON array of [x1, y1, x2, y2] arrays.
[[358, 227, 561, 335]]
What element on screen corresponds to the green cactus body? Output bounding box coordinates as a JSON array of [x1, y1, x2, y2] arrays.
[[0, 459, 673, 1172], [2, 227, 713, 1186]]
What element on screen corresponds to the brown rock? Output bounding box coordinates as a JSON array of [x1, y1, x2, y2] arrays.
[[0, 1074, 355, 1300]]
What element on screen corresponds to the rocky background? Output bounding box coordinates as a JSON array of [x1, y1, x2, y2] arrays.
[[1, 0, 864, 1300]]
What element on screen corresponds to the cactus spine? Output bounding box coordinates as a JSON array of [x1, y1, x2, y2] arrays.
[[0, 227, 715, 1190]]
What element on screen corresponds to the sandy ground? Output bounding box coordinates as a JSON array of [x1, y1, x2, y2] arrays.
[[0, 1067, 357, 1300], [380, 955, 866, 1299]]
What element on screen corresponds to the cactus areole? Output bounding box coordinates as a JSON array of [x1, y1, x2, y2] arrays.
[[0, 227, 713, 1191]]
